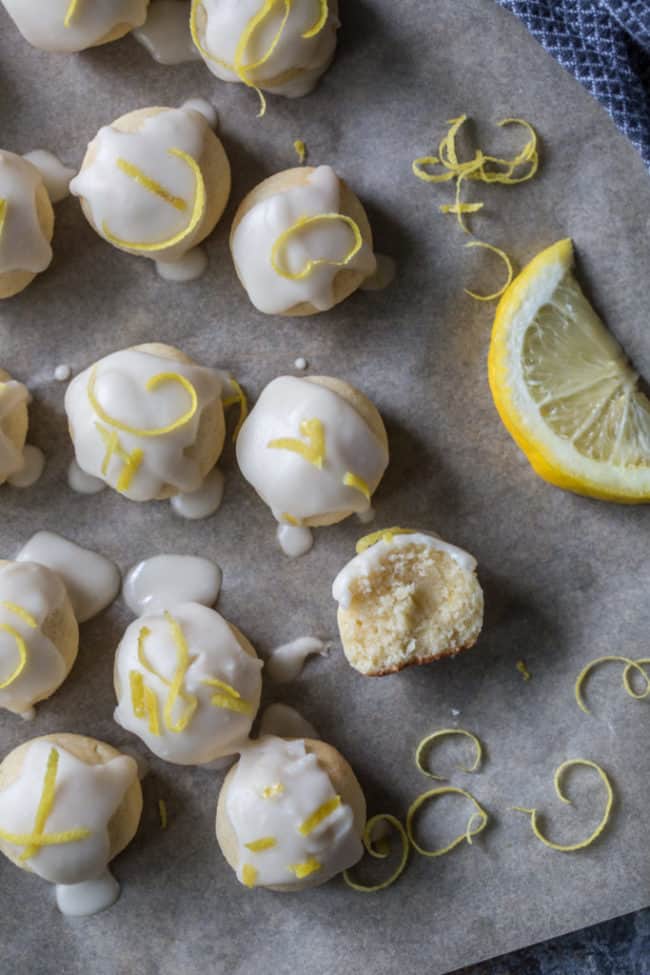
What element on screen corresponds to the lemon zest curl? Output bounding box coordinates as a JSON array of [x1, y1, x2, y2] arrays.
[[415, 728, 483, 781], [406, 786, 488, 857], [343, 814, 409, 892]]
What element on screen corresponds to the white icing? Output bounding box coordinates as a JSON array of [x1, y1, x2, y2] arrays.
[[67, 459, 106, 495], [64, 347, 223, 501], [17, 531, 121, 623], [1, 0, 149, 53], [123, 554, 222, 616], [7, 445, 45, 488], [0, 562, 70, 716], [0, 152, 52, 276], [180, 98, 218, 129], [70, 108, 211, 260], [231, 166, 376, 314], [134, 1, 201, 64], [0, 740, 137, 887], [293, 357, 308, 370], [259, 704, 318, 740], [155, 246, 207, 281], [114, 603, 262, 764], [54, 364, 72, 382], [360, 253, 396, 292], [237, 376, 388, 525], [22, 151, 74, 204], [332, 532, 479, 610], [170, 466, 224, 519], [276, 523, 313, 558], [56, 869, 120, 916], [226, 736, 361, 888], [193, 0, 340, 97], [265, 636, 326, 682], [0, 380, 29, 481], [357, 505, 375, 524]]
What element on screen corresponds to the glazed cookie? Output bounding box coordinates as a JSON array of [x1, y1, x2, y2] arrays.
[[1, 0, 149, 52], [191, 0, 340, 102], [0, 734, 142, 916], [332, 529, 484, 676], [237, 375, 389, 553], [64, 343, 226, 503], [0, 561, 78, 718], [0, 371, 29, 483], [70, 105, 230, 275], [230, 165, 377, 315], [0, 151, 54, 299], [113, 603, 263, 765], [216, 735, 366, 891]]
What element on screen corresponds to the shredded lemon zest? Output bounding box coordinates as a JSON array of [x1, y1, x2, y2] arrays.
[[89, 369, 198, 438], [406, 786, 488, 857], [343, 813, 409, 892], [512, 759, 614, 852], [129, 670, 161, 735], [574, 655, 650, 714], [102, 148, 205, 252], [299, 795, 341, 835], [209, 692, 254, 715], [464, 240, 513, 301], [242, 863, 258, 887], [294, 139, 307, 164], [343, 472, 371, 501], [201, 677, 241, 698], [270, 213, 363, 280], [287, 857, 321, 879], [17, 749, 91, 860], [282, 513, 300, 526], [158, 799, 168, 829], [64, 0, 80, 27], [516, 659, 531, 681], [1, 601, 38, 628], [130, 669, 145, 717], [0, 199, 6, 239], [415, 729, 483, 781], [356, 527, 416, 554], [245, 836, 277, 852], [222, 377, 248, 442], [268, 417, 325, 468], [302, 0, 328, 37], [162, 612, 198, 732], [116, 158, 187, 211], [95, 424, 144, 491], [0, 624, 28, 689], [144, 684, 160, 735], [262, 783, 284, 799]]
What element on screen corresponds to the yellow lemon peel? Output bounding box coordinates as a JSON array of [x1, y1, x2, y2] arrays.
[[516, 659, 532, 681], [0, 199, 6, 239], [415, 729, 483, 781], [102, 148, 206, 252], [64, 0, 80, 27], [158, 799, 168, 829], [201, 676, 254, 715], [116, 158, 187, 212], [270, 213, 363, 281], [294, 139, 307, 164], [242, 863, 258, 887], [299, 795, 341, 835], [262, 783, 284, 799], [512, 759, 614, 852], [406, 786, 488, 857], [287, 857, 321, 879], [129, 669, 160, 735], [0, 624, 28, 690], [282, 513, 301, 526], [89, 368, 198, 438], [1, 601, 38, 629], [574, 655, 650, 714], [464, 240, 514, 302], [268, 417, 325, 468], [302, 0, 328, 37], [343, 471, 371, 501], [245, 836, 277, 852], [222, 377, 248, 442], [161, 612, 198, 732], [356, 527, 416, 554], [343, 813, 409, 893], [95, 424, 144, 492]]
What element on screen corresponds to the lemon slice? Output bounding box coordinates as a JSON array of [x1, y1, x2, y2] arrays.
[[488, 239, 650, 502]]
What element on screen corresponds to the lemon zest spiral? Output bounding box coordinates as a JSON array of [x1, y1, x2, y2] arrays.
[[464, 240, 514, 302], [88, 368, 198, 438], [575, 655, 650, 714], [415, 728, 483, 781], [0, 624, 28, 690], [343, 814, 409, 892], [406, 786, 488, 857], [270, 213, 363, 281]]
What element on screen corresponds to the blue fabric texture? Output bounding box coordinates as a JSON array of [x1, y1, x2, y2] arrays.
[[495, 1, 650, 167]]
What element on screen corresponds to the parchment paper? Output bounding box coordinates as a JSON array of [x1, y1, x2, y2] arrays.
[[1, 2, 649, 973]]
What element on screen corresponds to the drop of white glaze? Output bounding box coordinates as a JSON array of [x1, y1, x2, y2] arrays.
[[276, 523, 313, 558], [180, 98, 218, 130], [7, 446, 45, 488], [133, 0, 201, 65], [259, 703, 319, 740], [54, 364, 72, 382], [123, 554, 222, 616], [170, 467, 224, 520], [16, 531, 121, 623], [19, 707, 36, 721], [67, 459, 106, 495], [357, 506, 375, 524], [293, 357, 308, 370], [451, 708, 461, 718], [22, 150, 75, 204], [265, 637, 327, 683], [55, 870, 120, 917], [155, 245, 208, 281], [360, 254, 396, 292]]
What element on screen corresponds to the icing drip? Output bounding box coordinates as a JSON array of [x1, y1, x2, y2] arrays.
[[22, 151, 74, 204], [359, 253, 396, 292], [7, 445, 45, 488], [17, 531, 121, 623], [155, 246, 208, 281], [231, 166, 376, 314], [123, 554, 222, 616], [170, 467, 224, 519], [0, 381, 30, 481], [180, 99, 219, 130], [227, 736, 361, 888], [266, 637, 326, 682], [0, 152, 52, 275], [133, 1, 202, 64], [276, 523, 313, 558], [56, 869, 120, 916], [114, 603, 262, 764], [67, 459, 106, 495], [259, 703, 319, 739], [64, 348, 223, 501], [1, 0, 149, 52]]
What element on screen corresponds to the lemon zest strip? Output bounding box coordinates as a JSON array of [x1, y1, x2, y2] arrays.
[[356, 527, 416, 554], [574, 655, 650, 714], [294, 139, 307, 164], [64, 0, 80, 28], [516, 659, 532, 681], [268, 417, 326, 468], [302, 0, 328, 37], [262, 783, 284, 799], [189, 0, 232, 71], [161, 612, 198, 733], [158, 799, 168, 829], [95, 424, 144, 492], [209, 693, 254, 715], [512, 759, 614, 852], [299, 795, 341, 835], [242, 863, 258, 887], [19, 749, 91, 860], [287, 857, 321, 879], [234, 0, 292, 118], [270, 213, 363, 281], [623, 657, 650, 700], [0, 624, 28, 689], [406, 786, 488, 857], [343, 472, 371, 501], [415, 729, 483, 781], [282, 513, 300, 526], [89, 369, 198, 438], [464, 240, 513, 301], [201, 676, 241, 698], [1, 601, 38, 628], [102, 148, 205, 252], [222, 378, 248, 442], [116, 158, 187, 212], [343, 813, 409, 893], [0, 199, 6, 239], [245, 836, 277, 852], [129, 669, 161, 735]]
